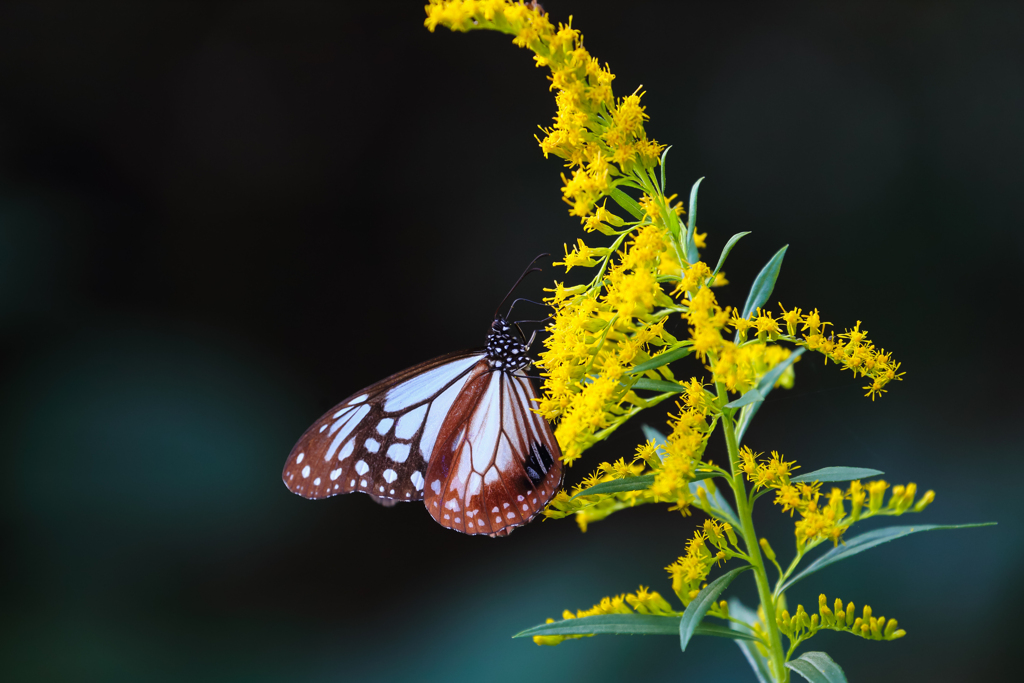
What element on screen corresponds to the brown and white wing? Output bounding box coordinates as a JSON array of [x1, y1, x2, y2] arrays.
[[423, 369, 563, 536], [281, 351, 488, 502]]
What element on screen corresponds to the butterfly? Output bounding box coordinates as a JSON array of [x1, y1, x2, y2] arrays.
[[281, 259, 563, 537]]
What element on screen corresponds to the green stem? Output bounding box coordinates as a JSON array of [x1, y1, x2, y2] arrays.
[[709, 357, 789, 682]]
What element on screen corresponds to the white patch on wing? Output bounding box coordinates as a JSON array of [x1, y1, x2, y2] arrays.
[[330, 468, 342, 481], [411, 472, 424, 491], [365, 438, 380, 453], [296, 453, 304, 464], [302, 465, 311, 478], [355, 460, 369, 476], [386, 443, 410, 463], [484, 468, 499, 485], [419, 367, 481, 460], [376, 418, 394, 435], [349, 394, 368, 404], [383, 469, 398, 484], [430, 479, 441, 494], [338, 440, 354, 461], [383, 355, 480, 412], [467, 473, 483, 499], [469, 376, 502, 473], [313, 477, 321, 486], [395, 404, 428, 439], [326, 404, 370, 459]]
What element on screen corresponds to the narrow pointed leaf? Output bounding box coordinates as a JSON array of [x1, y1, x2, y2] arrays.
[[756, 347, 806, 395], [660, 145, 672, 195], [629, 344, 693, 374], [712, 231, 751, 278], [632, 378, 686, 393], [685, 177, 704, 264], [780, 523, 997, 593], [512, 613, 759, 641], [609, 187, 644, 220], [725, 387, 764, 409], [729, 599, 772, 683], [740, 245, 789, 320], [641, 425, 739, 527], [790, 467, 884, 484], [735, 348, 806, 443], [786, 652, 848, 683], [679, 566, 751, 651], [570, 471, 716, 500]]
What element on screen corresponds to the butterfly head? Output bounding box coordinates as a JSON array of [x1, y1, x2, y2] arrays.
[[486, 317, 531, 373]]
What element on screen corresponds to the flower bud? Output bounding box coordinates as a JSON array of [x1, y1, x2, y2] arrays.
[[845, 602, 856, 626], [759, 538, 776, 562], [914, 490, 935, 512], [884, 618, 898, 639]]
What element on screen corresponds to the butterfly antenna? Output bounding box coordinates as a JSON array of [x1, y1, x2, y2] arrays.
[[494, 253, 550, 320]]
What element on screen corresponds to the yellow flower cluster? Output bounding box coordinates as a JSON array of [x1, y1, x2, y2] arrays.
[[650, 381, 715, 507], [425, 0, 663, 218], [739, 447, 936, 548], [733, 304, 904, 400], [537, 224, 678, 464], [543, 455, 647, 531], [777, 594, 906, 644], [532, 586, 677, 646], [665, 520, 740, 606]]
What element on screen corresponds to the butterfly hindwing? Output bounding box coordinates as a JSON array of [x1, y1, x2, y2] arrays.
[[282, 351, 487, 502], [423, 369, 563, 536]]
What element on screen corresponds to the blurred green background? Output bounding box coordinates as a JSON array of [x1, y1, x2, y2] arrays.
[[0, 1, 1019, 681]]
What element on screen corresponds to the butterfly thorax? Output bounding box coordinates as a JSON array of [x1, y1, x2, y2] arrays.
[[486, 317, 531, 373]]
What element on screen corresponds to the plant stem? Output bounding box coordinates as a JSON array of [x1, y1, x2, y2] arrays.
[[709, 363, 788, 682]]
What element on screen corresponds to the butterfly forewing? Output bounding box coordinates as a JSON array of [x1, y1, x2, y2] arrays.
[[423, 370, 562, 537], [282, 351, 486, 502]]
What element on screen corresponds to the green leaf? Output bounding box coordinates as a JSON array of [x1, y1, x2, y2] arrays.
[[790, 467, 884, 484], [629, 344, 693, 374], [711, 231, 751, 279], [512, 613, 760, 641], [641, 425, 739, 527], [780, 523, 997, 593], [728, 599, 772, 683], [679, 566, 751, 651], [685, 177, 704, 264], [632, 378, 686, 393], [725, 388, 764, 409], [786, 652, 848, 683], [734, 347, 806, 444], [609, 187, 644, 220], [570, 475, 654, 499], [570, 471, 716, 500], [740, 245, 789, 320], [660, 145, 672, 195], [756, 346, 805, 395]]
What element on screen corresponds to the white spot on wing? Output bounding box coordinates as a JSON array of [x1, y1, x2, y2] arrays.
[[330, 468, 342, 481], [411, 472, 424, 491], [313, 477, 321, 486], [365, 438, 380, 453], [355, 460, 369, 476], [430, 479, 441, 494], [376, 418, 394, 435], [386, 443, 410, 463], [349, 394, 368, 404], [338, 440, 355, 461], [395, 404, 428, 439], [296, 453, 304, 464], [383, 469, 397, 484], [301, 465, 311, 478]]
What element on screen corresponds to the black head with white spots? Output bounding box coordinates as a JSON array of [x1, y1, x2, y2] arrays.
[[486, 317, 531, 373]]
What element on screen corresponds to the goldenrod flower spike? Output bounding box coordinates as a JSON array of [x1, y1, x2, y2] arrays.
[[426, 6, 982, 680]]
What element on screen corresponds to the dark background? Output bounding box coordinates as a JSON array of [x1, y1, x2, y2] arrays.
[[0, 1, 1020, 681]]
